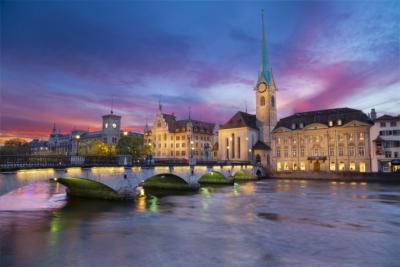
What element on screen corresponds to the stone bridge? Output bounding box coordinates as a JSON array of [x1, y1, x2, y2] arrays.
[[0, 164, 266, 197]]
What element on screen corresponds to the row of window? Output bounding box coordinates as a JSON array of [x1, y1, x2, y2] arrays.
[[155, 134, 212, 142], [154, 150, 209, 157], [276, 145, 366, 158], [155, 142, 211, 149], [275, 133, 365, 145], [277, 161, 366, 172], [384, 151, 399, 158], [380, 121, 397, 127], [379, 130, 400, 136]]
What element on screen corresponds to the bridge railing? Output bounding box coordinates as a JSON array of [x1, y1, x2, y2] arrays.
[[0, 155, 255, 171]]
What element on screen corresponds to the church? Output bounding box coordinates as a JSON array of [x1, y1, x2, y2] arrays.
[[218, 12, 276, 168]]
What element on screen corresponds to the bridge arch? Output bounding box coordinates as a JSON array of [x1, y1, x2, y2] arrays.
[[198, 171, 233, 185], [141, 173, 197, 191]]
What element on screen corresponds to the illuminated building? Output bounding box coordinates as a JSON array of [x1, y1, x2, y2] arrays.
[[272, 108, 373, 172]]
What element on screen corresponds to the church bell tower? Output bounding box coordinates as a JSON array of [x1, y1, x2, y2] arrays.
[[255, 10, 277, 145]]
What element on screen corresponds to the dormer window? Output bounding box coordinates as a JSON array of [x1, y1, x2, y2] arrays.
[[299, 122, 304, 129], [329, 120, 333, 127], [291, 123, 296, 130], [337, 119, 342, 126]]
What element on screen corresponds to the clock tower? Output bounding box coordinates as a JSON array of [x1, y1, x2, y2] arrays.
[[255, 10, 277, 146], [102, 110, 121, 145]]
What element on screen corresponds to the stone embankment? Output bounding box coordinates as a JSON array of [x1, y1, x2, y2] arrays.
[[270, 171, 400, 183]]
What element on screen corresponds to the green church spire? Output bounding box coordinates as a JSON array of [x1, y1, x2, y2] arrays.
[[259, 9, 272, 84]]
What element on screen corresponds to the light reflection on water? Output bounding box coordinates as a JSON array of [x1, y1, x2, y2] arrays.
[[0, 179, 400, 267]]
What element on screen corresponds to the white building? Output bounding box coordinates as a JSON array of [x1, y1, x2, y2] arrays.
[[370, 113, 400, 172]]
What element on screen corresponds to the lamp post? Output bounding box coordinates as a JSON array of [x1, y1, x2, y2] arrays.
[[227, 146, 230, 161], [249, 148, 252, 162], [75, 134, 80, 156]]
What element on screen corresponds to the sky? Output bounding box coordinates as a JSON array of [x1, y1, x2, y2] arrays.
[[1, 0, 399, 143]]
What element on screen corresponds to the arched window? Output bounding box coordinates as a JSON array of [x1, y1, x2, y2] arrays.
[[271, 95, 275, 107], [260, 96, 266, 106]]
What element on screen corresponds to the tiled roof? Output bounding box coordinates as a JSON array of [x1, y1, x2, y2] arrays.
[[161, 113, 215, 134], [220, 111, 258, 130], [274, 108, 372, 131], [374, 114, 400, 122]]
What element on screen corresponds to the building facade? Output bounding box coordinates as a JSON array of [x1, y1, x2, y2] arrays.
[[145, 107, 218, 160], [32, 111, 142, 155], [370, 114, 400, 172], [272, 108, 373, 172], [218, 12, 274, 166]]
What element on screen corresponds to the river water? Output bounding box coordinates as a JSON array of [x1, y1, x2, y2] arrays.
[[0, 178, 399, 267]]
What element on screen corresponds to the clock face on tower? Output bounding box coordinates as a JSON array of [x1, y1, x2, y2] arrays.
[[258, 83, 267, 93], [112, 123, 117, 129]]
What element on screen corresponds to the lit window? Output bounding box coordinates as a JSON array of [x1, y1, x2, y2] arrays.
[[277, 162, 282, 171], [359, 162, 366, 172], [299, 122, 304, 128], [284, 162, 289, 170], [329, 120, 333, 127], [339, 162, 345, 171], [292, 123, 296, 130], [330, 162, 336, 171], [349, 162, 356, 171], [300, 162, 306, 171], [337, 119, 342, 126]]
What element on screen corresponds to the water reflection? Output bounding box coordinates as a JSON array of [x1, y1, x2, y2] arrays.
[[0, 179, 400, 267]]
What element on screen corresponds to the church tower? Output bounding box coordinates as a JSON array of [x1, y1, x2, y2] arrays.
[[255, 10, 277, 146]]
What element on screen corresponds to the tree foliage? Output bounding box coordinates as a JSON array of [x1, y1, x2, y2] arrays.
[[78, 140, 116, 156], [0, 138, 30, 155], [116, 136, 145, 158]]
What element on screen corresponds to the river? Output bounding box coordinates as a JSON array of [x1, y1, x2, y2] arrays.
[[0, 177, 399, 267]]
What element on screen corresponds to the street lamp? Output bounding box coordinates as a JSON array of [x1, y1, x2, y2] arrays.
[[248, 148, 252, 162], [75, 135, 80, 156], [227, 145, 230, 161]]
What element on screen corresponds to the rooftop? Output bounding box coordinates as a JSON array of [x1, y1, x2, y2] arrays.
[[274, 107, 372, 130]]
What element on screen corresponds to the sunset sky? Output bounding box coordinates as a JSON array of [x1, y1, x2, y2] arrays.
[[1, 1, 399, 143]]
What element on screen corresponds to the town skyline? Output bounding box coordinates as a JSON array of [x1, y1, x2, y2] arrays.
[[1, 1, 399, 144]]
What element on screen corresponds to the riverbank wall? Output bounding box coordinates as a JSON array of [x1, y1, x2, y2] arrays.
[[270, 171, 400, 183]]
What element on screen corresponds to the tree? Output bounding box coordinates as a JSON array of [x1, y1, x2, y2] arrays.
[[0, 138, 30, 155], [78, 140, 115, 156], [116, 136, 144, 158]]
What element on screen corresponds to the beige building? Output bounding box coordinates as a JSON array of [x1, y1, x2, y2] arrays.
[[218, 12, 275, 167], [144, 107, 218, 160], [272, 108, 373, 172]]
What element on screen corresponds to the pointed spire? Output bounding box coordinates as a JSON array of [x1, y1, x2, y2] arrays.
[[52, 122, 57, 134], [144, 118, 149, 132], [259, 9, 272, 84], [245, 101, 248, 113], [111, 96, 114, 114], [158, 100, 162, 112], [188, 106, 192, 121]]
